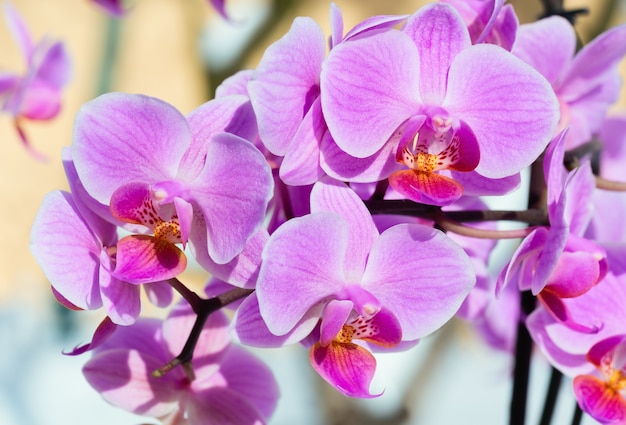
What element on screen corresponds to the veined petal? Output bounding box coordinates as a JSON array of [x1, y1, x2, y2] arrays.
[[30, 191, 106, 310], [321, 29, 421, 158], [512, 16, 575, 86], [310, 341, 381, 398], [112, 235, 187, 284], [257, 213, 348, 336], [573, 375, 626, 424], [320, 130, 401, 183], [187, 388, 267, 425], [248, 16, 325, 156], [388, 169, 464, 206], [403, 3, 471, 104], [279, 97, 325, 186], [190, 132, 273, 264], [73, 93, 191, 204], [343, 14, 408, 42], [310, 178, 378, 280], [444, 44, 559, 178], [560, 23, 626, 98], [361, 224, 475, 340], [182, 95, 257, 180], [232, 293, 322, 347]]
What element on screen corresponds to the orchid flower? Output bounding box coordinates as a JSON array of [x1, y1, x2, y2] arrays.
[[71, 93, 273, 274], [497, 131, 607, 331], [321, 2, 558, 206], [83, 301, 279, 425], [573, 335, 626, 424], [0, 2, 71, 159], [30, 151, 173, 325], [250, 178, 475, 397]]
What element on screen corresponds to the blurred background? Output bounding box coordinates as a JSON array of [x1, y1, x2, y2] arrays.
[[0, 0, 625, 424]]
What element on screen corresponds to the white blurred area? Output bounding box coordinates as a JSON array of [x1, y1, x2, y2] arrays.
[[0, 0, 624, 424]]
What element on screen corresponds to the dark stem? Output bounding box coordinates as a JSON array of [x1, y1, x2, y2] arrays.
[[538, 0, 589, 24], [539, 367, 564, 425], [167, 278, 202, 313], [364, 199, 549, 225], [509, 290, 536, 425], [571, 403, 584, 425], [152, 287, 254, 378]]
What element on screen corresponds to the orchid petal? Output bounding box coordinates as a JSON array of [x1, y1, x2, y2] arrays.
[[232, 293, 321, 347], [361, 224, 475, 340], [65, 317, 117, 356], [190, 132, 273, 264], [388, 170, 464, 206], [321, 29, 421, 158], [83, 348, 180, 418], [73, 93, 191, 204], [3, 3, 33, 61], [350, 307, 402, 348], [248, 17, 325, 156], [444, 44, 559, 178], [211, 345, 279, 421], [279, 96, 325, 185], [329, 3, 343, 48], [257, 213, 348, 336], [310, 178, 378, 280], [343, 14, 409, 42], [573, 375, 626, 424], [310, 341, 381, 398], [320, 300, 354, 346], [512, 16, 575, 86], [187, 388, 266, 425], [182, 95, 257, 180], [403, 3, 471, 104], [99, 252, 141, 326], [30, 191, 107, 310], [539, 291, 600, 333], [143, 281, 174, 308], [35, 41, 71, 88], [113, 235, 187, 284]]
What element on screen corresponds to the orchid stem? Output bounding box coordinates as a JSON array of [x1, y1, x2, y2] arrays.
[[433, 211, 539, 239], [509, 291, 536, 425], [167, 278, 202, 313], [539, 367, 563, 425], [571, 403, 584, 425], [152, 286, 254, 378], [595, 176, 626, 192]]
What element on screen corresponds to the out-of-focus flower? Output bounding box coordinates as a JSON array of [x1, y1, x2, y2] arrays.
[[83, 301, 279, 425], [91, 0, 125, 17], [513, 16, 626, 149], [0, 2, 71, 159]]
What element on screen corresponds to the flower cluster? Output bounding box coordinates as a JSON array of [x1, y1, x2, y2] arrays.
[[24, 0, 626, 424]]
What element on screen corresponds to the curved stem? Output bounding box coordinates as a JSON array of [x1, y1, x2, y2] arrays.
[[596, 176, 626, 192], [432, 210, 540, 239], [152, 287, 254, 378]]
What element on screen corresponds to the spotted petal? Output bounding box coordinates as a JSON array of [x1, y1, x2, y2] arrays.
[[310, 341, 381, 398], [388, 169, 464, 206], [573, 375, 626, 424], [112, 235, 187, 284]]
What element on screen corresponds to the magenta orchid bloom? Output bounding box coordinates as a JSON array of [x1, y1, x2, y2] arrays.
[[71, 93, 273, 275], [30, 151, 173, 325], [83, 301, 279, 425], [0, 2, 71, 159], [252, 178, 475, 397], [497, 131, 607, 331], [321, 2, 558, 206], [91, 0, 126, 17], [573, 335, 626, 424], [513, 16, 626, 149]]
